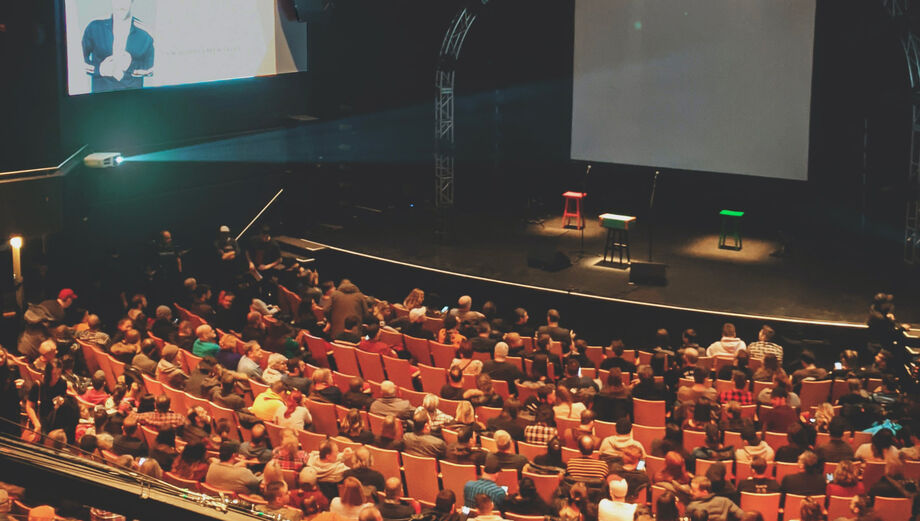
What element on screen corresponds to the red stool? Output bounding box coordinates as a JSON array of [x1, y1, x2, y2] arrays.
[[562, 191, 586, 229]]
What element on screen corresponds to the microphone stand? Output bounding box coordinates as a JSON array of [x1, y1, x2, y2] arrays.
[[648, 170, 660, 262]]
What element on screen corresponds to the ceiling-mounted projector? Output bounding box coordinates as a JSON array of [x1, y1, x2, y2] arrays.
[[83, 152, 124, 168]]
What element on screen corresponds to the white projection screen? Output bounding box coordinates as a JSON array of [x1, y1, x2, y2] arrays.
[[571, 1, 817, 180]]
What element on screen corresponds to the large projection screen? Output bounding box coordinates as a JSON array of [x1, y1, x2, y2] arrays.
[[571, 1, 816, 180]]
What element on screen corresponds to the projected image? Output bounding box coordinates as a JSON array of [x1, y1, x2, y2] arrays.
[[79, 0, 155, 93], [64, 0, 308, 96]]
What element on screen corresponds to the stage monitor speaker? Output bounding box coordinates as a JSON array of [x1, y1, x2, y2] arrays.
[[629, 261, 668, 285], [527, 242, 571, 272], [292, 0, 332, 22]]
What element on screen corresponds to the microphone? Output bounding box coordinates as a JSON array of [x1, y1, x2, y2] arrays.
[[587, 164, 592, 173]]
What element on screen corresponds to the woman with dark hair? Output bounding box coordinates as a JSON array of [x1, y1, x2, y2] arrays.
[[752, 353, 780, 383], [468, 374, 503, 408], [594, 368, 632, 422], [651, 424, 685, 458], [338, 408, 374, 444], [172, 441, 209, 481], [855, 428, 899, 462], [655, 491, 681, 521], [149, 429, 178, 472], [503, 477, 552, 515], [437, 314, 465, 347], [451, 341, 482, 375], [798, 496, 824, 521], [530, 436, 565, 472], [683, 397, 716, 431], [431, 489, 466, 521], [653, 451, 692, 485], [691, 423, 734, 468], [553, 385, 585, 419]]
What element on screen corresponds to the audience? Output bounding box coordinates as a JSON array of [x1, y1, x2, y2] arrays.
[[9, 255, 920, 521]]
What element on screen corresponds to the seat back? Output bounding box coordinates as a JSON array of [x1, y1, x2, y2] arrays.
[[784, 494, 824, 521], [400, 386, 427, 408], [594, 420, 617, 440], [753, 380, 772, 396], [439, 398, 462, 417], [739, 492, 780, 521], [714, 379, 734, 394], [142, 374, 163, 396], [264, 421, 285, 448], [161, 383, 189, 416], [440, 461, 479, 509], [492, 379, 511, 400], [303, 334, 332, 368], [403, 336, 432, 365], [368, 412, 404, 438], [774, 462, 799, 483], [873, 496, 912, 521], [517, 441, 548, 461], [826, 496, 854, 521], [95, 351, 117, 392], [422, 316, 443, 337], [724, 430, 743, 449], [331, 343, 361, 377], [200, 482, 237, 500], [712, 357, 735, 374], [249, 379, 269, 398], [645, 454, 666, 480], [181, 350, 202, 374], [476, 406, 503, 423], [515, 382, 537, 405], [632, 424, 665, 453], [798, 380, 832, 411], [633, 399, 666, 427], [207, 403, 242, 441], [682, 429, 707, 453], [862, 460, 887, 490], [429, 341, 456, 368], [495, 468, 520, 495], [521, 471, 563, 504], [164, 471, 201, 491], [355, 350, 386, 382], [276, 284, 301, 321], [382, 355, 414, 389], [585, 346, 604, 369], [418, 364, 448, 394], [76, 340, 102, 375], [297, 429, 326, 453], [695, 459, 732, 482], [305, 399, 339, 436], [401, 453, 440, 504], [185, 392, 210, 412], [763, 431, 787, 451], [377, 329, 404, 349], [332, 371, 353, 392]]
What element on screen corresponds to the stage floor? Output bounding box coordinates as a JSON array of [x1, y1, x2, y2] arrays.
[[301, 208, 920, 325]]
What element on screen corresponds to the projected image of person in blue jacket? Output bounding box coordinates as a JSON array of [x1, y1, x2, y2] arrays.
[[81, 0, 154, 93]]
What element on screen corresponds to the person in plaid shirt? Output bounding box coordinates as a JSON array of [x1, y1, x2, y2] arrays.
[[272, 431, 308, 471], [718, 371, 753, 405], [523, 405, 558, 445], [137, 395, 187, 430]]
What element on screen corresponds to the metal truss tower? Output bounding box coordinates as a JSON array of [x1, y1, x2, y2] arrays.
[[434, 3, 484, 208], [885, 1, 920, 262]]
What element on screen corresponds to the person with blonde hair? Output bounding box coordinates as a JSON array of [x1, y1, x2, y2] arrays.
[[403, 288, 425, 310], [449, 400, 484, 432], [272, 429, 307, 471], [330, 477, 374, 521], [827, 459, 865, 497], [422, 393, 454, 433]]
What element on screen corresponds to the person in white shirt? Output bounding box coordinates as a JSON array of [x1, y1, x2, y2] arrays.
[[707, 323, 746, 357], [598, 479, 636, 521]]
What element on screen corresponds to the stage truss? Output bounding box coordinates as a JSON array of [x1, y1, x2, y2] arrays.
[[885, 1, 920, 262], [434, 2, 486, 208]]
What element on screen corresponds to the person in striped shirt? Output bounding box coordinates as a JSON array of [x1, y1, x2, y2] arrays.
[[565, 435, 609, 484]]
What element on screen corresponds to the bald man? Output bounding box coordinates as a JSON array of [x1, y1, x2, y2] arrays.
[[379, 477, 414, 521]]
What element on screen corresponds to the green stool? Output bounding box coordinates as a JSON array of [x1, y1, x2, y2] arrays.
[[719, 209, 744, 250]]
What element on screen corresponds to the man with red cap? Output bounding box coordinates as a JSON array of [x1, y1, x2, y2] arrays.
[[40, 289, 78, 324]]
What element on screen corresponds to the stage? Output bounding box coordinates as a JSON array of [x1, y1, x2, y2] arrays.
[[295, 205, 920, 327]]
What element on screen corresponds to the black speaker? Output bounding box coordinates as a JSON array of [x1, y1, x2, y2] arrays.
[[629, 261, 668, 285], [292, 0, 332, 22], [527, 242, 571, 272]]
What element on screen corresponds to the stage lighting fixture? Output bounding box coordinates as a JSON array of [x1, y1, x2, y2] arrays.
[[83, 152, 123, 168], [9, 236, 22, 249]]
